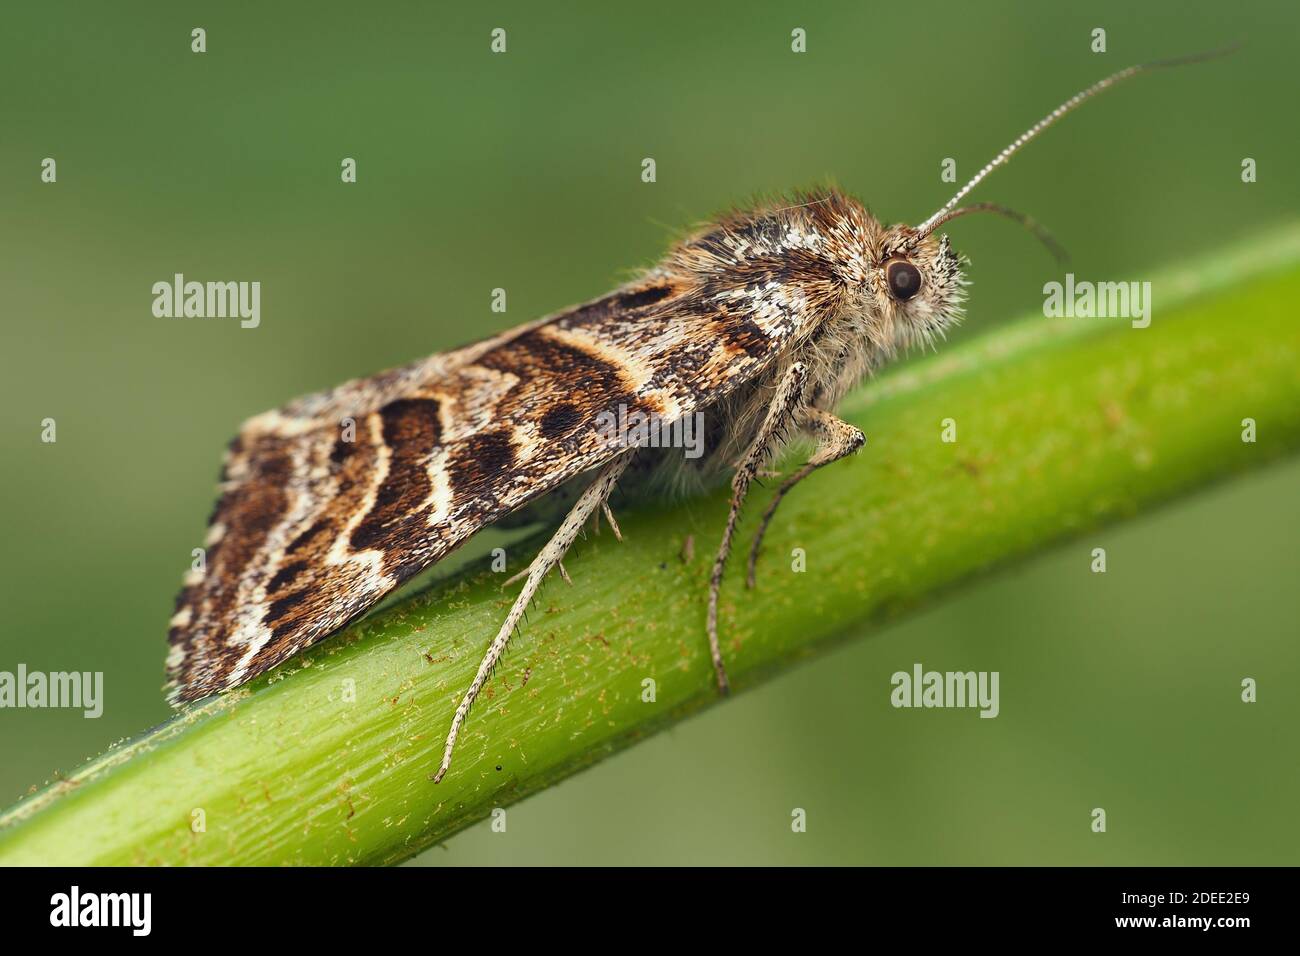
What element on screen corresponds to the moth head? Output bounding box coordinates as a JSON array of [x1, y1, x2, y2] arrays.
[[869, 226, 967, 349]]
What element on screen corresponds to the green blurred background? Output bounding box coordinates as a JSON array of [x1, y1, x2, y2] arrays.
[[2, 0, 1297, 864]]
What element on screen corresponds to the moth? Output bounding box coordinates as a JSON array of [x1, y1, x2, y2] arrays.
[[166, 50, 1227, 782]]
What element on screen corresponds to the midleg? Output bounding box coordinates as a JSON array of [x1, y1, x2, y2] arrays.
[[705, 362, 809, 694]]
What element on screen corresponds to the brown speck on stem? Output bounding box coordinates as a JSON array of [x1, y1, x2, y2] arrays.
[[957, 451, 994, 477]]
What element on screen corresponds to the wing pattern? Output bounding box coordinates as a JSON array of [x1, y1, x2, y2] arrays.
[[167, 192, 862, 700]]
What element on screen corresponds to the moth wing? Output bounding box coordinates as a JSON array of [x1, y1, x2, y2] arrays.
[[168, 225, 828, 701]]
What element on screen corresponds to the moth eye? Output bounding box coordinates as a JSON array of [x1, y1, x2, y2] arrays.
[[885, 259, 923, 302]]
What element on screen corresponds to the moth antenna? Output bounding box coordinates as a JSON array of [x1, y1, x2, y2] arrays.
[[921, 202, 1069, 264], [913, 44, 1241, 238]]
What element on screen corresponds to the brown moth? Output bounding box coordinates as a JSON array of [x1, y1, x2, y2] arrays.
[[166, 51, 1229, 782]]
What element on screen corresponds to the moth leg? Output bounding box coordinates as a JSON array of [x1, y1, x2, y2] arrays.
[[433, 453, 632, 783], [504, 506, 618, 590], [506, 560, 571, 589], [706, 361, 809, 694], [746, 410, 865, 588], [601, 502, 623, 541]]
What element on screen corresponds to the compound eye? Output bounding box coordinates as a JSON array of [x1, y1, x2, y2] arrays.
[[885, 259, 923, 301]]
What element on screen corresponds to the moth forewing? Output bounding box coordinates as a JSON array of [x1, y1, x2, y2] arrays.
[[165, 193, 861, 699]]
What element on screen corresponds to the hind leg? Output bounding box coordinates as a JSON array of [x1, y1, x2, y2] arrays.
[[433, 452, 632, 783]]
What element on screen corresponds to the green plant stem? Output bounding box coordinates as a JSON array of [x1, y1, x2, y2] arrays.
[[3, 226, 1299, 865]]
